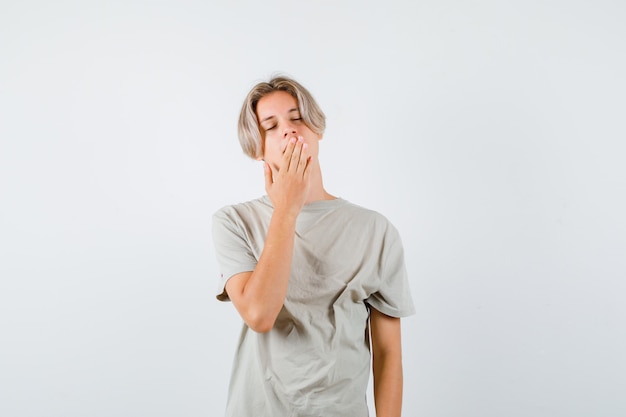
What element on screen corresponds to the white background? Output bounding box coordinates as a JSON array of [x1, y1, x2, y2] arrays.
[[1, 1, 625, 416]]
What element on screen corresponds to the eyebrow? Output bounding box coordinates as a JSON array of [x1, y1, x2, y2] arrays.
[[260, 108, 299, 123]]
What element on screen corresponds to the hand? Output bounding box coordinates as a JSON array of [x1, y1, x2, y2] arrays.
[[264, 135, 312, 218]]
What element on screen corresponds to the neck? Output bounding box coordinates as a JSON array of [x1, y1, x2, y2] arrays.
[[305, 160, 336, 204]]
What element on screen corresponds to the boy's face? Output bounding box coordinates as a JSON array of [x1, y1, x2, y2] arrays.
[[255, 91, 321, 172]]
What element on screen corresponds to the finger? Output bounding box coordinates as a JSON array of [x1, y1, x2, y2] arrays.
[[289, 137, 304, 172], [296, 143, 309, 175], [281, 137, 297, 171], [302, 155, 313, 182], [263, 162, 273, 191]]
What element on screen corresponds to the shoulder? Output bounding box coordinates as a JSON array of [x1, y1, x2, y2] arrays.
[[340, 199, 398, 232], [213, 196, 272, 223]]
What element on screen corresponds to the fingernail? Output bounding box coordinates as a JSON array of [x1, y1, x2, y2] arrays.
[[303, 143, 308, 149], [290, 137, 296, 143], [298, 136, 303, 142]]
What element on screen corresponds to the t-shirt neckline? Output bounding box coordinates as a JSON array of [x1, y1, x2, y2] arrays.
[[260, 195, 347, 213]]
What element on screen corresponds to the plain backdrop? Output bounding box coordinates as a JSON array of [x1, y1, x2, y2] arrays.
[[1, 1, 625, 416]]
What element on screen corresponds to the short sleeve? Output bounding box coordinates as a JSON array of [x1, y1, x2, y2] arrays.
[[212, 207, 258, 301], [366, 223, 416, 317]]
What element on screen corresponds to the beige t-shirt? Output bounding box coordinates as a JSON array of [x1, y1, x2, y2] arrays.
[[212, 196, 415, 417]]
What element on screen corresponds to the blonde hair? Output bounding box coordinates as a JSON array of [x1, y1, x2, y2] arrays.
[[238, 76, 326, 159]]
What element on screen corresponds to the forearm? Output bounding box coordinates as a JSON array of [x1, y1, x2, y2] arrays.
[[370, 309, 404, 417], [373, 351, 403, 417], [234, 208, 297, 331], [227, 137, 311, 332]]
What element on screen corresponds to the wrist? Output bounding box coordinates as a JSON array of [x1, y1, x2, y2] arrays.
[[272, 207, 300, 223]]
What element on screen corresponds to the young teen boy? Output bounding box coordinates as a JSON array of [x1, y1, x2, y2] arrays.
[[212, 76, 415, 417]]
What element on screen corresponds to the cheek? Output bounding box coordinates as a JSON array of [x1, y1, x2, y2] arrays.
[[269, 136, 288, 154], [262, 136, 286, 159]]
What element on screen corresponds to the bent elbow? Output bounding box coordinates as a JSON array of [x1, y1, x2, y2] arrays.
[[249, 321, 274, 333], [245, 312, 276, 333]]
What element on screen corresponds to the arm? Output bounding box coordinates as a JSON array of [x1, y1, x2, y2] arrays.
[[225, 137, 311, 333], [370, 307, 404, 417]]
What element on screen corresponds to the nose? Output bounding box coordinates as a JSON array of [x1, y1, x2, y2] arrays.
[[283, 124, 297, 138]]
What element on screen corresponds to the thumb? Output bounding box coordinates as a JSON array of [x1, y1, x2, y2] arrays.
[[263, 162, 273, 190]]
